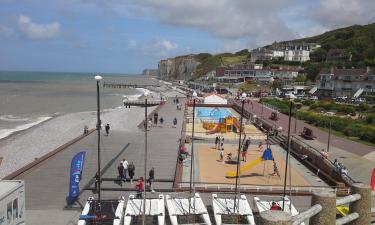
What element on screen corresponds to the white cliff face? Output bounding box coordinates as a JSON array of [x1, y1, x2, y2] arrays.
[[158, 55, 199, 80]]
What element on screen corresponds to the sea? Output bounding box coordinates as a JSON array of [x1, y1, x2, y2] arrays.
[[0, 71, 156, 140]]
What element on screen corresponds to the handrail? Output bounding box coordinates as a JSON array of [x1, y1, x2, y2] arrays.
[[292, 204, 322, 225], [336, 213, 359, 225], [292, 136, 356, 183], [336, 194, 361, 206]]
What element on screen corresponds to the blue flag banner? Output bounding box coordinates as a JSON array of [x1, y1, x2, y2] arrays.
[[67, 151, 86, 205]]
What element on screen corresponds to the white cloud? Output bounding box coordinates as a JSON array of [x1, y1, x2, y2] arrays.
[[125, 0, 296, 48], [139, 39, 179, 58], [17, 15, 61, 40], [312, 0, 375, 29], [160, 39, 177, 51]]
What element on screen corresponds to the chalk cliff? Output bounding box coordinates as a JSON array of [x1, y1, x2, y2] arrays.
[[158, 55, 199, 80]]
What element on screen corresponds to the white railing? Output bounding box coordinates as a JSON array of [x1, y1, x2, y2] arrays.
[[292, 204, 322, 225]]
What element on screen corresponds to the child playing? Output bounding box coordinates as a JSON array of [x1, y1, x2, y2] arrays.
[[258, 142, 263, 152]]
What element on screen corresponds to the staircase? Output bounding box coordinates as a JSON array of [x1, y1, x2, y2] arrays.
[[353, 88, 364, 98], [268, 134, 287, 149]]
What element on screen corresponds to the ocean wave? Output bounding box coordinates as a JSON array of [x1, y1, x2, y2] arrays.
[[0, 115, 31, 122], [0, 116, 51, 140]]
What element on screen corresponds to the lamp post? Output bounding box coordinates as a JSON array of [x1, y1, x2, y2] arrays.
[[282, 100, 293, 211], [327, 113, 333, 152], [294, 105, 298, 133], [143, 92, 149, 225], [94, 75, 102, 202], [189, 91, 198, 216], [234, 92, 247, 214]]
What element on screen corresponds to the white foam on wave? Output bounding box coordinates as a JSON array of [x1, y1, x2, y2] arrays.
[[123, 88, 155, 101], [0, 115, 31, 122], [0, 116, 51, 140]]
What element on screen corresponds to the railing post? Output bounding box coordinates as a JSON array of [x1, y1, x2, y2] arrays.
[[259, 211, 291, 225], [348, 183, 371, 225], [310, 189, 336, 225]]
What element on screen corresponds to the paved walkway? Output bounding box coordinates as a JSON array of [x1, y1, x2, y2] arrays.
[[235, 99, 374, 184], [239, 100, 374, 157], [16, 98, 185, 225]]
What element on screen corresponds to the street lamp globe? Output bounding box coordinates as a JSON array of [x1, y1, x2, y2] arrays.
[[95, 75, 103, 81], [241, 92, 247, 99], [278, 126, 283, 132]]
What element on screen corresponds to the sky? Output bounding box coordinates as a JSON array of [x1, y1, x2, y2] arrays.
[[0, 0, 374, 74]]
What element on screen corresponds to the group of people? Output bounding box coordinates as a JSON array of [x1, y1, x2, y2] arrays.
[[174, 96, 182, 110], [146, 112, 177, 129], [333, 159, 349, 176], [117, 159, 135, 184], [215, 135, 225, 162], [116, 159, 156, 197]]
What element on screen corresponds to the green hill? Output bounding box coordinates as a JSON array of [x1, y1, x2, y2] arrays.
[[192, 50, 249, 79], [298, 23, 375, 65], [189, 23, 375, 80]]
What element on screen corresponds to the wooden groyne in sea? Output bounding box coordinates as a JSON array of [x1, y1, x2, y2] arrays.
[[103, 82, 160, 89]]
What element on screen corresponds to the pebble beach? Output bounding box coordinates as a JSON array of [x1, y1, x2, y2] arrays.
[[0, 77, 185, 179]]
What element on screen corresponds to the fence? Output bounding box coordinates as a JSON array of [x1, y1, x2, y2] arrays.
[[258, 183, 375, 225]]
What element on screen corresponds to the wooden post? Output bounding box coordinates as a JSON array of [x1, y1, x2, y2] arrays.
[[348, 183, 371, 225], [310, 189, 336, 225], [259, 211, 291, 225]]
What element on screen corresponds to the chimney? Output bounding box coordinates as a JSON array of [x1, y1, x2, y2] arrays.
[[366, 66, 371, 73]]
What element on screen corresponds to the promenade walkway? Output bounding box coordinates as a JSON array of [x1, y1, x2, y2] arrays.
[[16, 98, 185, 225], [235, 99, 374, 184], [240, 99, 374, 157]]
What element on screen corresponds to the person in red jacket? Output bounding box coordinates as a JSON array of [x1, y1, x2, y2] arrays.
[[270, 202, 282, 211], [136, 177, 144, 198]]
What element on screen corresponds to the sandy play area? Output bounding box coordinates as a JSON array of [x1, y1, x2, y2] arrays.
[[196, 143, 310, 186]]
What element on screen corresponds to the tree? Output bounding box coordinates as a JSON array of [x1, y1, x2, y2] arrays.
[[310, 48, 327, 62]]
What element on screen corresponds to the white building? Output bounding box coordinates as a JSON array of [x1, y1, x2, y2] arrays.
[[204, 94, 228, 104], [317, 67, 375, 97], [272, 50, 284, 58], [284, 50, 310, 62]]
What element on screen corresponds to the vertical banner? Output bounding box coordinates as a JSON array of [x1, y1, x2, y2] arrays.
[[371, 168, 375, 191], [67, 151, 86, 205]]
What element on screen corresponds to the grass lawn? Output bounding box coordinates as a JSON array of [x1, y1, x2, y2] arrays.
[[310, 121, 375, 148]]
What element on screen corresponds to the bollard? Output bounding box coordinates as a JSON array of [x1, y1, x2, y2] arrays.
[[348, 183, 371, 225], [310, 189, 336, 225], [259, 211, 292, 225]]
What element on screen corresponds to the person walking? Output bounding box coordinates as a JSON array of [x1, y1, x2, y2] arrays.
[[153, 112, 158, 125], [117, 161, 124, 186], [148, 168, 155, 192], [215, 135, 219, 149], [219, 147, 224, 163], [105, 123, 110, 136], [136, 177, 144, 198], [159, 117, 164, 127], [173, 117, 177, 128], [122, 158, 129, 181], [128, 162, 135, 184]]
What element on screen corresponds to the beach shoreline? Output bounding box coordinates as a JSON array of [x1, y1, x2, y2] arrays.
[[0, 84, 185, 179]]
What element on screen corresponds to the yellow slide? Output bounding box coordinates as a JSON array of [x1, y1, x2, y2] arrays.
[[336, 206, 349, 217], [226, 157, 263, 177]]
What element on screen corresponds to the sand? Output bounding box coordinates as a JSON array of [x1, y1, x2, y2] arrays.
[[196, 143, 310, 186]]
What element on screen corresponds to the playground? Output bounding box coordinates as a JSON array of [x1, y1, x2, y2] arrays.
[[186, 107, 266, 140], [195, 143, 311, 186]]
